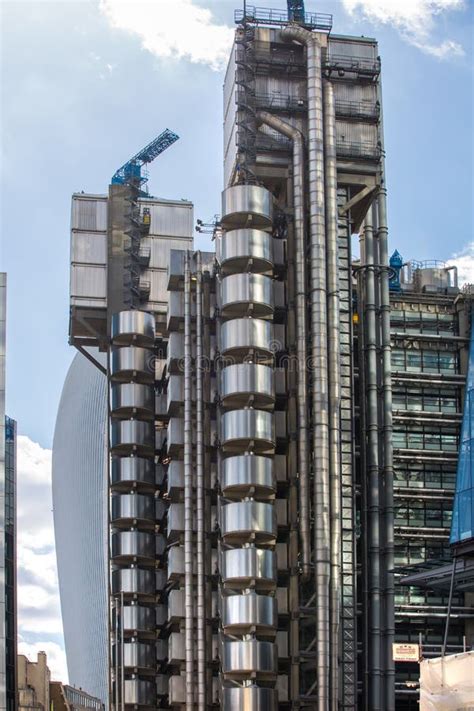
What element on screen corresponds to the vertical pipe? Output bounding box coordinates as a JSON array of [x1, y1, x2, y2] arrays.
[[114, 601, 119, 711], [442, 555, 456, 656], [281, 25, 330, 709], [364, 206, 382, 710], [184, 251, 194, 709], [195, 252, 206, 711], [376, 186, 395, 710], [323, 79, 341, 711], [120, 591, 124, 711], [256, 111, 310, 575]]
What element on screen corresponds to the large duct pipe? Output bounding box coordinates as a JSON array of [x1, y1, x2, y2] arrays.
[[195, 251, 206, 711], [362, 207, 382, 710], [323, 79, 341, 711], [377, 186, 395, 711], [256, 111, 311, 576], [281, 25, 330, 710], [184, 252, 194, 709]]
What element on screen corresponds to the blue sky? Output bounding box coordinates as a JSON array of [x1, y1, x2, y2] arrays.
[[1, 0, 473, 447], [0, 0, 473, 682]]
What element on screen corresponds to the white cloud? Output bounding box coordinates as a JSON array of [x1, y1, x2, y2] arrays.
[[342, 0, 464, 58], [99, 0, 234, 71], [447, 242, 474, 286], [17, 436, 68, 682]]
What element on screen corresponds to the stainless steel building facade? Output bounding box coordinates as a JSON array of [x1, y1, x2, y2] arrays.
[[64, 7, 472, 711], [61, 193, 193, 705]]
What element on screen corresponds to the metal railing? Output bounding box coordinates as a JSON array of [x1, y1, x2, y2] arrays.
[[253, 92, 307, 112], [325, 53, 381, 76], [235, 6, 333, 32], [336, 141, 381, 161], [335, 100, 379, 121]]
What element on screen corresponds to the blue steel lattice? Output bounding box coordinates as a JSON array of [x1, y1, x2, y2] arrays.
[[111, 128, 179, 186], [450, 323, 474, 545]]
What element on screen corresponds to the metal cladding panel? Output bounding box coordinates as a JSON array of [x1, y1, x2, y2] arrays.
[[122, 605, 155, 633], [333, 82, 377, 103], [71, 195, 107, 231], [71, 231, 107, 264], [111, 310, 155, 346], [222, 593, 277, 633], [70, 265, 106, 301], [220, 501, 277, 543], [145, 269, 169, 305], [220, 318, 274, 359], [223, 42, 237, 121], [328, 37, 378, 59], [336, 120, 378, 145], [220, 547, 276, 590], [220, 363, 275, 409], [220, 229, 273, 274], [147, 202, 193, 238], [221, 455, 275, 498], [224, 123, 238, 186], [255, 75, 306, 98], [124, 679, 156, 706], [221, 640, 277, 677], [52, 352, 108, 705], [222, 686, 277, 710], [146, 237, 192, 270]]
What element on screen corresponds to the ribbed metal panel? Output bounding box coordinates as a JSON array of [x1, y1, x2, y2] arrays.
[[222, 686, 277, 710], [111, 494, 155, 527], [122, 605, 155, 635], [52, 352, 108, 705], [220, 547, 276, 590], [110, 420, 155, 456], [122, 641, 156, 672], [220, 501, 277, 544], [71, 231, 107, 264], [220, 318, 274, 360], [111, 310, 155, 346], [110, 347, 154, 384], [221, 274, 274, 319], [111, 568, 155, 597], [221, 454, 275, 499], [221, 185, 273, 229], [111, 531, 155, 564], [123, 679, 156, 706], [221, 409, 275, 453], [71, 195, 107, 231], [220, 364, 275, 409], [110, 457, 155, 491], [221, 640, 277, 679], [219, 229, 273, 274], [110, 383, 155, 420], [222, 593, 277, 635]]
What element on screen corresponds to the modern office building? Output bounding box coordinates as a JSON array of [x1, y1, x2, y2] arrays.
[[63, 4, 473, 711], [55, 192, 193, 703], [52, 352, 108, 705]]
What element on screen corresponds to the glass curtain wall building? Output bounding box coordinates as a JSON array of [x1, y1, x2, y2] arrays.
[[52, 352, 108, 705]]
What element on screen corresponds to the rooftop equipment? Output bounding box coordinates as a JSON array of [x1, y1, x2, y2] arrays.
[[111, 128, 179, 190]]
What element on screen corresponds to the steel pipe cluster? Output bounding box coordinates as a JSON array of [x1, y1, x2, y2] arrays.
[[218, 185, 278, 710], [109, 309, 159, 710], [258, 26, 343, 709], [359, 195, 394, 711]]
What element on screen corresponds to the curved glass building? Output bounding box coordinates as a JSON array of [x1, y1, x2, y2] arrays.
[[52, 352, 108, 705]]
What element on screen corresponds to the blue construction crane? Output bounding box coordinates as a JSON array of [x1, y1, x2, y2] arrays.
[[111, 128, 179, 189], [287, 0, 305, 23]]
